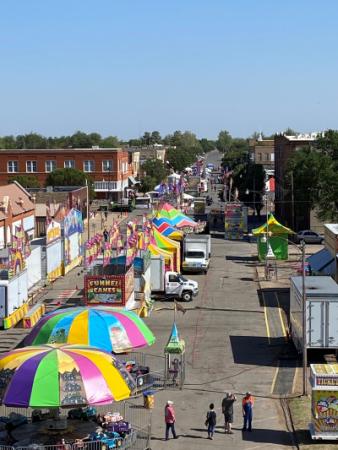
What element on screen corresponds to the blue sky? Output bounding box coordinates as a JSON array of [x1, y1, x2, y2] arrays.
[[1, 0, 338, 139]]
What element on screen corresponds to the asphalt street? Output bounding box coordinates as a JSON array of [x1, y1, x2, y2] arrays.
[[147, 237, 294, 449]]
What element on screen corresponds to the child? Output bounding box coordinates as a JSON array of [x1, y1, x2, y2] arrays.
[[205, 403, 217, 440]]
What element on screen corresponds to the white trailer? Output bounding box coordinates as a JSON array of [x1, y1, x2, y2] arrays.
[[290, 276, 338, 353]]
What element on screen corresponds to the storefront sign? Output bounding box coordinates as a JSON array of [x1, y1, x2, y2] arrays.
[[46, 220, 61, 244]]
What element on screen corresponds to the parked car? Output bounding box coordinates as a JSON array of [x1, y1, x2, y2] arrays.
[[295, 230, 324, 244]]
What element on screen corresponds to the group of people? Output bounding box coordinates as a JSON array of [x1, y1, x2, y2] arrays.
[[164, 392, 254, 441]]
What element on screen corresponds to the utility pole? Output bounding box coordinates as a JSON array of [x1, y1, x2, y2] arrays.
[[301, 241, 308, 396], [86, 179, 90, 242], [291, 171, 295, 230]]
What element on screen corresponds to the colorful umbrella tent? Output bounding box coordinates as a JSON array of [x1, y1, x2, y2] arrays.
[[25, 307, 156, 354], [152, 218, 183, 241], [252, 214, 294, 261], [0, 344, 135, 408], [157, 203, 197, 229], [153, 229, 181, 271]]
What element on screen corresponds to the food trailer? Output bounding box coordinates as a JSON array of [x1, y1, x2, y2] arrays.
[[310, 364, 338, 440]]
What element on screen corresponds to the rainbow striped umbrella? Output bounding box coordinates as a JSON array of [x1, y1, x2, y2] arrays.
[[0, 344, 135, 408], [25, 307, 155, 354]]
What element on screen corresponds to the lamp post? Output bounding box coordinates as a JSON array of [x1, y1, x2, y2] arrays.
[[301, 240, 308, 396]]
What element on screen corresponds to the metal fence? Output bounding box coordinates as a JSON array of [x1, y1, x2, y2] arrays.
[[0, 399, 152, 450]]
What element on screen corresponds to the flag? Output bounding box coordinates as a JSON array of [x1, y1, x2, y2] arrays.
[[174, 300, 186, 315]]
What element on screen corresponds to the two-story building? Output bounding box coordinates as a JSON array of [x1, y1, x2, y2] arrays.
[[249, 137, 275, 173], [274, 133, 319, 230], [0, 147, 133, 201]]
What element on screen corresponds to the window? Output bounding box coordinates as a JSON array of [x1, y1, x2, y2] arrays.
[[169, 274, 179, 283], [102, 160, 113, 172], [7, 161, 18, 173], [26, 161, 37, 173], [64, 160, 75, 169], [45, 160, 56, 172], [265, 153, 270, 161], [83, 160, 94, 172]]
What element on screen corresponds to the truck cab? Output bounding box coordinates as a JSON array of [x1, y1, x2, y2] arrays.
[[165, 272, 198, 302], [182, 234, 211, 274]]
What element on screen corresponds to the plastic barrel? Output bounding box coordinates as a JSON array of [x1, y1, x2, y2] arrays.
[[143, 390, 155, 409]]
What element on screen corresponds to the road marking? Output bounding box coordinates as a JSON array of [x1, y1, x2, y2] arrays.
[[271, 362, 280, 394], [263, 303, 271, 344], [274, 292, 288, 341]]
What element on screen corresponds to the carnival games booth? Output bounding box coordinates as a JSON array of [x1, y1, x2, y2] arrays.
[[252, 213, 294, 261]]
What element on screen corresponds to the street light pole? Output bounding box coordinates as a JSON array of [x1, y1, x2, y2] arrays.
[[86, 179, 90, 242], [301, 240, 308, 396]]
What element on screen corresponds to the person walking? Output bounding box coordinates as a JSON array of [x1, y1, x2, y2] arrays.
[[165, 400, 178, 440], [221, 392, 236, 434], [205, 403, 217, 440], [242, 392, 254, 432]]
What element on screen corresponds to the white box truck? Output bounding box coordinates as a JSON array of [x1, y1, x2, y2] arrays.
[[290, 276, 338, 353], [182, 234, 211, 274], [150, 256, 198, 302]]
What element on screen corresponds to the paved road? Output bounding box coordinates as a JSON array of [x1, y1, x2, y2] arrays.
[[147, 237, 294, 449]]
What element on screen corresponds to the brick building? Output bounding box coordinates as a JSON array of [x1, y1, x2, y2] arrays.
[[0, 147, 133, 200], [274, 133, 318, 230], [249, 137, 275, 171], [0, 182, 35, 249]]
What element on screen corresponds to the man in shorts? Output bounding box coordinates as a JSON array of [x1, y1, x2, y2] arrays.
[[222, 392, 237, 434]]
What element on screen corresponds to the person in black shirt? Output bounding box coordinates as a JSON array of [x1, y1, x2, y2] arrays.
[[222, 392, 237, 434], [205, 403, 217, 440]]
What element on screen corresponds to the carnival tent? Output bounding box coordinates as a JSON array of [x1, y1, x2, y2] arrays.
[[153, 229, 181, 270], [25, 307, 156, 354], [0, 344, 135, 407], [152, 218, 183, 241], [252, 213, 294, 261], [148, 244, 174, 271], [157, 203, 197, 229]]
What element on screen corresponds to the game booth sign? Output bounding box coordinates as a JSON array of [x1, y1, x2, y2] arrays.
[[46, 219, 62, 282], [63, 208, 84, 275], [84, 265, 135, 307]]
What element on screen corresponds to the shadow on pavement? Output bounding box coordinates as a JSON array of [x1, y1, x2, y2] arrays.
[[226, 255, 258, 262], [230, 335, 284, 366], [241, 428, 292, 446]]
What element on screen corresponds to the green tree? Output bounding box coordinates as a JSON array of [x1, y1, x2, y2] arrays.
[[0, 135, 16, 148], [46, 168, 90, 186], [151, 131, 162, 144], [101, 136, 120, 148], [139, 176, 157, 193], [141, 159, 167, 184], [285, 147, 333, 226], [128, 138, 143, 147], [9, 175, 40, 188], [234, 164, 265, 216], [199, 138, 215, 153], [284, 127, 298, 136], [222, 140, 249, 173], [16, 133, 47, 149], [216, 130, 232, 152]]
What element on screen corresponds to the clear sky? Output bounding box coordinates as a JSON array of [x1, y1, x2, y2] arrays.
[[1, 0, 338, 140]]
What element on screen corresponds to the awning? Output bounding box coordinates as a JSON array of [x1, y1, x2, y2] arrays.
[[307, 248, 335, 276], [128, 176, 139, 185]]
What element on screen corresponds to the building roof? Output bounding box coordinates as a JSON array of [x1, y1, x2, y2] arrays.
[[0, 147, 124, 154], [282, 133, 319, 141], [324, 224, 338, 235], [0, 183, 35, 216]]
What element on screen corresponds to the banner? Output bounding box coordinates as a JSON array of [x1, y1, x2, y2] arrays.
[[64, 208, 83, 238]]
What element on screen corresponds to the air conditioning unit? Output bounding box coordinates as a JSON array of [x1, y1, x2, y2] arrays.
[[92, 145, 99, 150]]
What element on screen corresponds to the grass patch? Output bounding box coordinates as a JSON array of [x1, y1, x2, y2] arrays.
[[288, 396, 338, 449]]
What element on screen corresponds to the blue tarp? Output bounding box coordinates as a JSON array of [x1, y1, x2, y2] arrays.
[[307, 248, 335, 276]]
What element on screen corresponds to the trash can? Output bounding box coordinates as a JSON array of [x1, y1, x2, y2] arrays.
[[143, 390, 155, 409]]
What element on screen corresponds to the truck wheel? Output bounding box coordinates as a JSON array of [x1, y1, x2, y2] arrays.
[[182, 291, 192, 302]]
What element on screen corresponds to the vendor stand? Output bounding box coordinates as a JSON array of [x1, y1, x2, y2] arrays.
[[310, 364, 338, 440]]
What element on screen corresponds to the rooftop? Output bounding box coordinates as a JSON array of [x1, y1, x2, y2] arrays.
[[324, 224, 338, 235], [291, 275, 338, 297], [0, 147, 124, 153], [0, 182, 35, 217]]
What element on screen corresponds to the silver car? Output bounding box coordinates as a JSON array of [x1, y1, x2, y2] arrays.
[[295, 230, 324, 244]]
